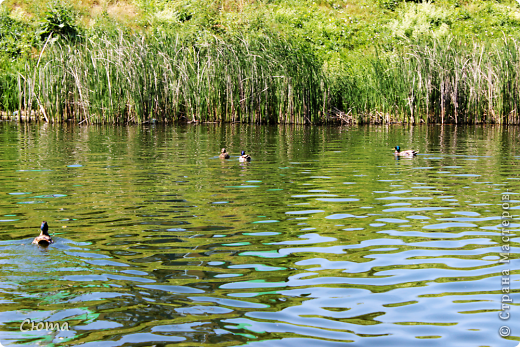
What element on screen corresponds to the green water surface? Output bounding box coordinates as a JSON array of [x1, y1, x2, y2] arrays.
[[0, 123, 518, 346]]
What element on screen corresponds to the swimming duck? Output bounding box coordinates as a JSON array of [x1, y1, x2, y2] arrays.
[[394, 146, 418, 157], [32, 221, 53, 247], [239, 150, 251, 162], [219, 148, 230, 159]]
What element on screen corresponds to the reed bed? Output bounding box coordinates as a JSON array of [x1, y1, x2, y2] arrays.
[[7, 32, 325, 124], [336, 37, 520, 124], [4, 34, 520, 124]]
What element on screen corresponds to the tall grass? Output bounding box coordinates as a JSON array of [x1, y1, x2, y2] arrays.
[[5, 34, 520, 124], [335, 37, 520, 124], [8, 31, 326, 124]]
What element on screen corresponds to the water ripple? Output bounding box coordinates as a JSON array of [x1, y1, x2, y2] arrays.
[[0, 124, 518, 347]]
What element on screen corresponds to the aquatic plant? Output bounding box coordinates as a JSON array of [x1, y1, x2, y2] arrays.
[[10, 31, 326, 124], [2, 0, 520, 124], [333, 37, 520, 124], [6, 30, 520, 124]]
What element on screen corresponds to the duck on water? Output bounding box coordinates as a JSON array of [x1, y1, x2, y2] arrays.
[[394, 146, 418, 158], [239, 151, 251, 162], [219, 148, 230, 159], [32, 221, 53, 247]]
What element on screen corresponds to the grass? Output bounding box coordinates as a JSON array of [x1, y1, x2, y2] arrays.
[[16, 31, 326, 124], [7, 32, 520, 124], [330, 37, 520, 124], [2, 0, 520, 124]]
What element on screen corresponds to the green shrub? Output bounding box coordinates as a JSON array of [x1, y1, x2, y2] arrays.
[[377, 0, 400, 11], [0, 8, 35, 57], [388, 2, 453, 40], [38, 1, 80, 42]]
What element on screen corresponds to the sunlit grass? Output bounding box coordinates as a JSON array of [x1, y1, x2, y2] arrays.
[[11, 31, 326, 124], [3, 0, 520, 124], [334, 37, 520, 124], [7, 33, 520, 125]]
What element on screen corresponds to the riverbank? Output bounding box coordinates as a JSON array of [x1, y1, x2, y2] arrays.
[[4, 33, 520, 125], [2, 0, 520, 124]]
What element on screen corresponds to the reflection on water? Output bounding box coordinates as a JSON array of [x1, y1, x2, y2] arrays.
[[0, 123, 518, 346]]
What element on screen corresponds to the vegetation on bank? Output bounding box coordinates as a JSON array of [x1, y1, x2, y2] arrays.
[[1, 0, 520, 124]]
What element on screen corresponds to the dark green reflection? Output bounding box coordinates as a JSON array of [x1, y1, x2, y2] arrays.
[[0, 123, 518, 346]]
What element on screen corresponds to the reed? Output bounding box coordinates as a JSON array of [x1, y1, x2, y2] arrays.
[[0, 58, 22, 116], [5, 33, 520, 124], [8, 31, 326, 124], [335, 37, 520, 124]]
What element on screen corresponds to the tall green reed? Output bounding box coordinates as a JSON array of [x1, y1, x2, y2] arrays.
[[14, 31, 326, 124], [5, 33, 520, 124], [335, 37, 520, 124]]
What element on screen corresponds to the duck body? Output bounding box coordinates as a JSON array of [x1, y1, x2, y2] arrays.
[[239, 150, 251, 162], [219, 148, 230, 159], [394, 146, 418, 158], [32, 221, 53, 247]]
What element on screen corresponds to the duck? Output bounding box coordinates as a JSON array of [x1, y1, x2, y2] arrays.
[[219, 148, 230, 159], [239, 150, 251, 162], [394, 146, 418, 157], [32, 221, 53, 247]]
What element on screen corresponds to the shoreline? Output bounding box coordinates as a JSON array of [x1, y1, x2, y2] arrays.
[[0, 112, 512, 125]]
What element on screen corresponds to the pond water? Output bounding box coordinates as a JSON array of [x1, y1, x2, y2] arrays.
[[0, 123, 518, 347]]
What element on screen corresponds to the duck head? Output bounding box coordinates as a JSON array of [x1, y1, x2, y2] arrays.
[[394, 146, 401, 153], [41, 221, 49, 236], [241, 150, 245, 156], [221, 148, 227, 154]]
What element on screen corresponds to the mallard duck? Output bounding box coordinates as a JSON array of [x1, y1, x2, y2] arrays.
[[219, 148, 230, 159], [32, 221, 53, 247], [394, 146, 418, 157], [239, 150, 251, 162]]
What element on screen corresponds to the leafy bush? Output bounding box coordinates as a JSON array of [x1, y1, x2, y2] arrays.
[[0, 9, 35, 56], [38, 1, 80, 42], [388, 2, 453, 40], [377, 0, 399, 11]]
